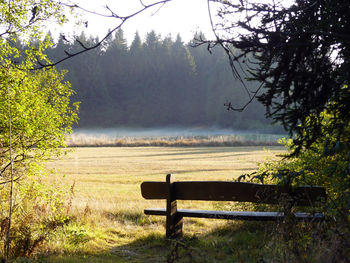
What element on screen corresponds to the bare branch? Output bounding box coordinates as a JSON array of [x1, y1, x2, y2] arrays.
[[0, 175, 23, 186], [207, 0, 252, 99], [34, 0, 172, 69], [0, 154, 27, 176], [75, 39, 89, 50], [140, 0, 147, 8], [224, 82, 264, 112]]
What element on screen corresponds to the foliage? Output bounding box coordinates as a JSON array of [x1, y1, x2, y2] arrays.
[[0, 65, 79, 167], [0, 61, 78, 259], [1, 177, 72, 258], [0, 0, 67, 39], [202, 1, 350, 257], [0, 0, 79, 260], [45, 29, 278, 132], [204, 0, 350, 155], [249, 111, 350, 261]]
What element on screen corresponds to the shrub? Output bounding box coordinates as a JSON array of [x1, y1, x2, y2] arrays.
[[249, 116, 350, 261], [0, 172, 72, 258]]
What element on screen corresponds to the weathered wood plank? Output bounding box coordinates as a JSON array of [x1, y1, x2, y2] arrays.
[[141, 175, 326, 238], [144, 208, 325, 222], [141, 182, 167, 199], [144, 208, 167, 216], [141, 181, 326, 205], [166, 174, 183, 238]]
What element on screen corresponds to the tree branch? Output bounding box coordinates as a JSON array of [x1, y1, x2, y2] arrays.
[[34, 0, 172, 69]]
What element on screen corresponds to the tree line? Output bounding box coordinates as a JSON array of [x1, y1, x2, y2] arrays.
[[46, 29, 281, 132]]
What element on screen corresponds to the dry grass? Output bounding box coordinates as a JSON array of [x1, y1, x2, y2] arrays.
[[46, 146, 283, 212], [66, 133, 282, 147], [42, 146, 284, 262]]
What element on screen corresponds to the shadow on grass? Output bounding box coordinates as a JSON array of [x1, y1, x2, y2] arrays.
[[131, 147, 274, 159], [44, 220, 275, 263]]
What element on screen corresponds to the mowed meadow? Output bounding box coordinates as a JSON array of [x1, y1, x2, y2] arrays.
[[43, 146, 284, 262]]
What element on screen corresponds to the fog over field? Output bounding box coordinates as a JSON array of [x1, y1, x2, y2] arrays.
[[72, 127, 286, 143]]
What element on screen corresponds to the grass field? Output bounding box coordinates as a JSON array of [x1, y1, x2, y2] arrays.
[[43, 146, 284, 262]]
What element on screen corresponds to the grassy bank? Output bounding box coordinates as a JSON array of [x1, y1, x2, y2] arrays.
[[41, 146, 284, 262]]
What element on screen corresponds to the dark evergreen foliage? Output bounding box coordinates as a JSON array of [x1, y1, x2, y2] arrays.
[[201, 0, 350, 154], [47, 29, 280, 132]]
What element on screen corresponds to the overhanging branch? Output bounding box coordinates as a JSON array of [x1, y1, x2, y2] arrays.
[[34, 0, 172, 69]]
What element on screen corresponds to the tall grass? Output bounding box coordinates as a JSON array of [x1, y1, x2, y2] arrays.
[[67, 133, 282, 147]]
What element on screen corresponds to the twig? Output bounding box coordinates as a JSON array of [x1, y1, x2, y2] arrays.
[[4, 66, 14, 263], [33, 0, 172, 69]]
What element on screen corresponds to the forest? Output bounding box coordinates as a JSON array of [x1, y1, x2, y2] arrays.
[[45, 29, 280, 132], [0, 0, 349, 262]]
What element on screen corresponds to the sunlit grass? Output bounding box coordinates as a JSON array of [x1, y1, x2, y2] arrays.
[[67, 133, 282, 147], [43, 146, 284, 262]]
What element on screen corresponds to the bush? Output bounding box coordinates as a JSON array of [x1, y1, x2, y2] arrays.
[[0, 173, 73, 258], [0, 65, 78, 260], [250, 117, 350, 261]]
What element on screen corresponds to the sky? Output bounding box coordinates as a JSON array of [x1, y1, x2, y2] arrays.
[[57, 0, 215, 45]]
